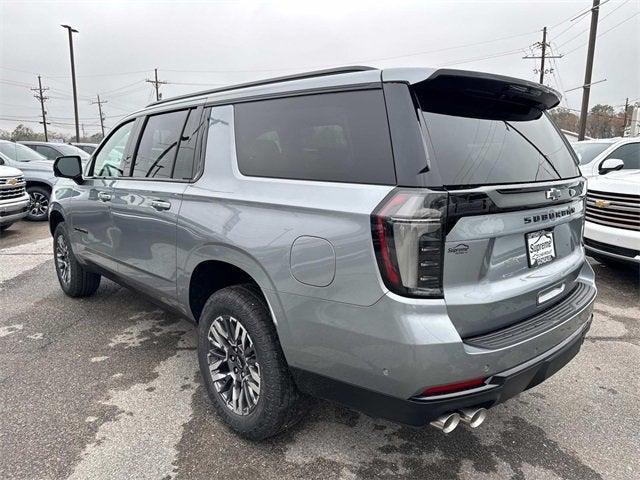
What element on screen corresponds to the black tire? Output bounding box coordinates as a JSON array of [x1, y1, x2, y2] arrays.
[[54, 223, 101, 297], [26, 185, 50, 221], [198, 285, 303, 440]]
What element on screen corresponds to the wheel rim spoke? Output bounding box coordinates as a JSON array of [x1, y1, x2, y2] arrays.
[[55, 236, 71, 285], [29, 192, 48, 216], [206, 315, 260, 415]]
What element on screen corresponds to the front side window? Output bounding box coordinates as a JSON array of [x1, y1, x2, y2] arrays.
[[93, 121, 135, 177], [605, 143, 640, 170], [131, 110, 189, 179], [572, 142, 610, 165], [234, 90, 396, 185]]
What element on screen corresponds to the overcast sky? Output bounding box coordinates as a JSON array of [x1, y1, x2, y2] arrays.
[[1, 0, 638, 137]]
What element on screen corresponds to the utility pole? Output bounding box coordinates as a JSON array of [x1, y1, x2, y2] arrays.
[[539, 27, 547, 84], [622, 97, 629, 135], [31, 75, 50, 142], [578, 0, 600, 141], [522, 27, 562, 85], [61, 24, 80, 142], [91, 94, 107, 137], [145, 68, 167, 101]]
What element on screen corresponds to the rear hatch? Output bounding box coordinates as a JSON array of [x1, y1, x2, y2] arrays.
[[378, 70, 586, 338]]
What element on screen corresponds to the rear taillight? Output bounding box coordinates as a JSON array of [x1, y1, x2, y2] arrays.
[[371, 188, 448, 298]]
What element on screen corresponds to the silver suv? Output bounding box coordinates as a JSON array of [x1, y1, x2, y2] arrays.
[[49, 67, 596, 439]]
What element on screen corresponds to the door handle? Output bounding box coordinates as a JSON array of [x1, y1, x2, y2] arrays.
[[150, 199, 171, 211], [98, 191, 112, 202]]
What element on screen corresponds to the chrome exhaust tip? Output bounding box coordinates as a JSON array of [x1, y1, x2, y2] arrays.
[[458, 408, 487, 428], [429, 412, 461, 433]]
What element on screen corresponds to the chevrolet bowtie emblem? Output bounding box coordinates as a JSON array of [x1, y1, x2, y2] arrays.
[[545, 188, 562, 200], [8, 178, 17, 185], [594, 199, 609, 208]]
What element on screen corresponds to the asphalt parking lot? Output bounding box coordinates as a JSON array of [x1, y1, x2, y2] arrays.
[[0, 221, 638, 480]]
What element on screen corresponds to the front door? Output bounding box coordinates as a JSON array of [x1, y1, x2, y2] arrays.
[[71, 120, 136, 273]]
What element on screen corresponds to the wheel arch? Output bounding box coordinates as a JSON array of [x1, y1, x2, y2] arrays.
[[25, 180, 53, 193], [49, 207, 65, 235], [182, 245, 283, 326]]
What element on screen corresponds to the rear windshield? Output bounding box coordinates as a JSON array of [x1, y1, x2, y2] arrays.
[[234, 90, 395, 185], [571, 142, 610, 165], [0, 142, 46, 162], [421, 111, 580, 187], [56, 144, 91, 159]]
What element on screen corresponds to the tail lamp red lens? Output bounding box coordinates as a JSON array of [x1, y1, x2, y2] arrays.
[[419, 378, 487, 397], [371, 188, 448, 298]]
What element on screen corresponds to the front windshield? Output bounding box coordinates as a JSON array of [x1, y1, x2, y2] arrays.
[[571, 142, 610, 165], [57, 144, 91, 159], [0, 142, 47, 162]]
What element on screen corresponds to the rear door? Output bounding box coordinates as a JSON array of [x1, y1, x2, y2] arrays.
[[384, 74, 585, 338], [110, 107, 203, 301]]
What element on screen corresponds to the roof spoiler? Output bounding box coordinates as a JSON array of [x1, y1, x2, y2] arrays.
[[411, 69, 561, 121]]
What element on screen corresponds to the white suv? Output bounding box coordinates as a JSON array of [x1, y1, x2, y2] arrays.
[[584, 168, 640, 265]]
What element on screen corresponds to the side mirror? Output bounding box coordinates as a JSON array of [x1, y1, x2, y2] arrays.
[[54, 155, 84, 184], [599, 158, 624, 175]]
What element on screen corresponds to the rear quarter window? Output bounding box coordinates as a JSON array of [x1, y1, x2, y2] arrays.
[[234, 90, 396, 185]]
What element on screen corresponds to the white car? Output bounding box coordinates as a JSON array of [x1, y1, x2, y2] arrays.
[[584, 167, 640, 265], [572, 137, 640, 177]]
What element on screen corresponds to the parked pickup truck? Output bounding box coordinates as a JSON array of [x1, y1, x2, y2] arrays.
[[0, 162, 29, 232], [0, 140, 58, 221], [585, 165, 640, 265]]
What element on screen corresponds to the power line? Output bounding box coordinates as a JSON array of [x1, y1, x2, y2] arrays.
[[563, 11, 640, 56], [441, 47, 528, 67], [556, 0, 635, 49], [98, 79, 146, 95]]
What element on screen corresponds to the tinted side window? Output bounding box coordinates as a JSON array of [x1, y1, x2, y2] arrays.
[[93, 121, 135, 177], [34, 145, 59, 160], [606, 143, 640, 170], [132, 110, 189, 179], [173, 109, 201, 180], [234, 90, 395, 185]]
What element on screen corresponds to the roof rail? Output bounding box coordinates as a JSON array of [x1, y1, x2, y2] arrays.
[[147, 65, 376, 106]]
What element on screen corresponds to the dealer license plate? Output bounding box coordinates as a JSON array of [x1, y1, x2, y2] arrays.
[[526, 229, 556, 268]]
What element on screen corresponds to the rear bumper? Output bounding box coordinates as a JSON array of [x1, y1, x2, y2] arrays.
[[0, 195, 30, 225], [278, 260, 595, 400], [292, 315, 592, 426]]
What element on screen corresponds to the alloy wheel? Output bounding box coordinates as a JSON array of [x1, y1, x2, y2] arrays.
[[55, 234, 71, 286], [29, 192, 49, 218], [207, 315, 261, 415]]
